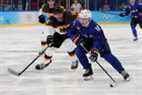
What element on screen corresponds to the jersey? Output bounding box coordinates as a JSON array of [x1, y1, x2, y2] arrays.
[[122, 2, 142, 18], [46, 11, 76, 28], [67, 20, 107, 53], [43, 10, 77, 48]]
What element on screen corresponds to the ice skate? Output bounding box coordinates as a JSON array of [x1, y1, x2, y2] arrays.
[[83, 68, 93, 81], [35, 59, 52, 70], [133, 37, 138, 41], [121, 71, 130, 81], [70, 60, 79, 70]]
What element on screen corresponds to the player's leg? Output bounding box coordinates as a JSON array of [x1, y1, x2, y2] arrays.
[[62, 38, 79, 69], [67, 50, 79, 70], [53, 33, 79, 70], [102, 53, 130, 80], [130, 18, 138, 41], [35, 54, 52, 70], [35, 31, 65, 70], [138, 18, 142, 29], [75, 45, 93, 78], [35, 47, 54, 70], [100, 42, 130, 81], [35, 26, 55, 70]]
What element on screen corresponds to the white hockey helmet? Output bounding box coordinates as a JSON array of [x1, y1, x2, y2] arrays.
[[78, 9, 92, 19]]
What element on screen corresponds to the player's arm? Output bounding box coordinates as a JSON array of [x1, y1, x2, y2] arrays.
[[119, 6, 131, 17]]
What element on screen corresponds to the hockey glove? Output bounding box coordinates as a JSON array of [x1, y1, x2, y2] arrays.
[[38, 15, 46, 24], [89, 48, 99, 62]]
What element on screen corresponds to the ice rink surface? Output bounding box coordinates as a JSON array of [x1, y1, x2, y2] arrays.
[[0, 24, 142, 95]]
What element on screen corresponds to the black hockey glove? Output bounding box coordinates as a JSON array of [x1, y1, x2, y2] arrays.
[[46, 35, 54, 47], [89, 48, 99, 62], [38, 15, 46, 24]]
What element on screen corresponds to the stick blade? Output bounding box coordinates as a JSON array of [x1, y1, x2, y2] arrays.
[[8, 68, 20, 76]]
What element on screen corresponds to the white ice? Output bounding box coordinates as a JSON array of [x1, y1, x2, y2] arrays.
[[0, 24, 142, 95]]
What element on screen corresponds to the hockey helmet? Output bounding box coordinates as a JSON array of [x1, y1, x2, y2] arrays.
[[78, 9, 92, 19]]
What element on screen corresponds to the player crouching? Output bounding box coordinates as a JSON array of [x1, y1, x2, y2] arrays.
[[67, 9, 130, 81]]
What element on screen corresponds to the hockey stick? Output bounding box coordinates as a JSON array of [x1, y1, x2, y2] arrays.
[[80, 43, 116, 87], [8, 47, 48, 76], [95, 61, 116, 87]]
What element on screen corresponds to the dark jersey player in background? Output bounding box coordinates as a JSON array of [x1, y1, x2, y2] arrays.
[[120, 0, 142, 41]]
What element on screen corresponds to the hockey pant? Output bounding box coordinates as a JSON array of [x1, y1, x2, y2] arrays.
[[75, 41, 125, 74]]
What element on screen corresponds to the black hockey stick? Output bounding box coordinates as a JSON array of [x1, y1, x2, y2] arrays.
[[8, 47, 48, 76], [80, 43, 116, 87], [95, 61, 116, 87]]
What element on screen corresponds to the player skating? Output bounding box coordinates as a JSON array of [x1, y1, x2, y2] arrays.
[[120, 0, 142, 41], [67, 9, 130, 80], [36, 5, 79, 70]]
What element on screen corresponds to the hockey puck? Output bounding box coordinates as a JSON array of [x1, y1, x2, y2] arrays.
[[109, 82, 116, 88], [110, 84, 114, 87]]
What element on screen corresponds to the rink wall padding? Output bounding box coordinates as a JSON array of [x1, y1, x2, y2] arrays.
[[92, 11, 130, 23], [0, 12, 39, 24], [0, 11, 130, 25]]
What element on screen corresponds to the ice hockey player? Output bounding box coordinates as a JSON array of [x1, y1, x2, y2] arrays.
[[119, 0, 142, 41], [67, 9, 130, 80], [36, 6, 79, 70]]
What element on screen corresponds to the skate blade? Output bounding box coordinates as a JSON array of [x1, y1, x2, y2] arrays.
[[83, 75, 93, 81]]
